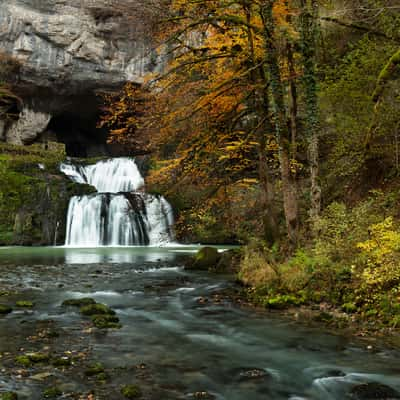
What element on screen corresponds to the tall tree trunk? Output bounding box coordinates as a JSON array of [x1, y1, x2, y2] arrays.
[[261, 0, 299, 245], [300, 0, 321, 223], [244, 1, 278, 245], [285, 1, 299, 160]]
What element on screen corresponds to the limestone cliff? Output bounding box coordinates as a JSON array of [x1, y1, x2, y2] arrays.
[[0, 0, 161, 91], [0, 0, 164, 152]]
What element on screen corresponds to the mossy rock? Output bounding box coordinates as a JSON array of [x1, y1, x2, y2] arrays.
[[96, 372, 109, 383], [62, 298, 96, 307], [15, 301, 34, 308], [0, 305, 12, 314], [15, 355, 32, 367], [80, 303, 115, 316], [121, 385, 142, 399], [43, 387, 62, 398], [0, 392, 18, 400], [213, 249, 241, 273], [347, 382, 400, 399], [91, 314, 122, 329], [313, 312, 334, 323], [27, 352, 50, 363], [85, 362, 105, 377], [189, 247, 221, 270], [15, 352, 49, 366], [52, 357, 72, 367]]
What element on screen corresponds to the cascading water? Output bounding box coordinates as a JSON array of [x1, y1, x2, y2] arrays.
[[60, 158, 174, 247]]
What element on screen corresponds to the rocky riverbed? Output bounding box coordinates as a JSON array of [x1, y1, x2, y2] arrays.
[[0, 246, 400, 400]]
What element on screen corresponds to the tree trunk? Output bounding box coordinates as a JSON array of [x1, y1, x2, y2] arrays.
[[261, 0, 299, 245], [244, 1, 278, 245], [300, 0, 321, 222]]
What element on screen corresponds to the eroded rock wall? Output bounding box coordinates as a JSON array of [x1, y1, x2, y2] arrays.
[[0, 0, 160, 91]]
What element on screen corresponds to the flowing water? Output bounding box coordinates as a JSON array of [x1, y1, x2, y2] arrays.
[[60, 158, 174, 247], [0, 246, 399, 400]]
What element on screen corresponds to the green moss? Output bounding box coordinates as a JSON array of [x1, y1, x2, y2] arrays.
[[52, 357, 72, 367], [121, 385, 142, 399], [0, 305, 12, 314], [43, 387, 62, 398], [15, 355, 31, 367], [189, 247, 220, 270], [0, 144, 88, 246], [96, 372, 109, 383], [342, 302, 357, 313], [265, 294, 303, 309], [0, 392, 18, 400], [80, 303, 115, 316], [26, 352, 50, 363], [85, 362, 105, 377], [15, 352, 50, 366], [62, 298, 96, 307], [15, 301, 34, 308], [91, 314, 122, 329]]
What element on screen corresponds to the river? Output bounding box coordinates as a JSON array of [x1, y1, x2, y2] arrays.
[[0, 246, 399, 400]]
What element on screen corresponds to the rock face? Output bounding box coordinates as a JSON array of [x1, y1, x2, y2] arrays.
[[0, 0, 164, 155], [0, 143, 96, 246], [0, 0, 160, 92], [6, 107, 51, 145]]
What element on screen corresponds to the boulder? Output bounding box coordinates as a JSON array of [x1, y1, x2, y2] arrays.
[[348, 382, 400, 399], [188, 247, 221, 271]]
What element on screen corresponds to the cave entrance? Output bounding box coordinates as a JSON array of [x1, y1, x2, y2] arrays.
[[48, 112, 109, 158]]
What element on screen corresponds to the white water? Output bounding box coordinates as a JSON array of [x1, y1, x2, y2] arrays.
[[61, 158, 174, 247]]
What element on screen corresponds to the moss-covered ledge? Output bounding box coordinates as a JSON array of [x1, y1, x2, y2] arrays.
[[0, 143, 95, 245]]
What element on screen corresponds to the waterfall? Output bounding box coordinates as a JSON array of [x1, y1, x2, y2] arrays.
[[61, 158, 174, 247]]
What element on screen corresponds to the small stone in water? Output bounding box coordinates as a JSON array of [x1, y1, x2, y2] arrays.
[[121, 384, 142, 399], [85, 362, 105, 377], [42, 387, 62, 398], [80, 303, 115, 316], [15, 301, 34, 308], [237, 368, 271, 381], [0, 304, 12, 314], [186, 392, 216, 399], [62, 298, 96, 307]]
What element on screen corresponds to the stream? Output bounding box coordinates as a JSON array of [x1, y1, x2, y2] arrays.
[[0, 246, 399, 400]]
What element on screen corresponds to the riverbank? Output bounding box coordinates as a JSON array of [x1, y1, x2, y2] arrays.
[[189, 246, 400, 345]]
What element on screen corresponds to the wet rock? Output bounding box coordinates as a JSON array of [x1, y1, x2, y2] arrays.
[[26, 352, 50, 363], [0, 392, 18, 400], [188, 247, 221, 271], [15, 355, 32, 367], [52, 357, 72, 367], [43, 387, 62, 398], [85, 362, 105, 377], [62, 298, 96, 307], [236, 368, 272, 381], [15, 301, 34, 308], [91, 314, 122, 329], [213, 249, 241, 274], [0, 304, 12, 314], [80, 303, 116, 316], [96, 372, 109, 382], [15, 352, 50, 367], [348, 382, 400, 399], [30, 372, 53, 381], [121, 384, 142, 399], [313, 312, 334, 323], [185, 391, 216, 399], [312, 369, 346, 379]]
